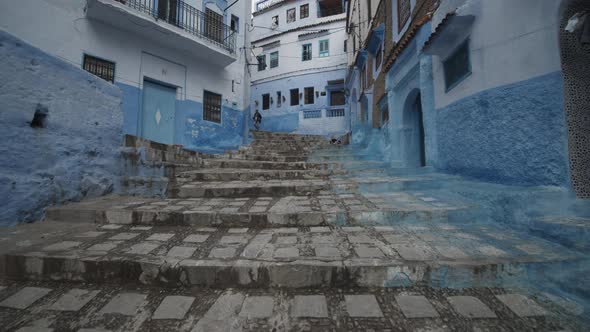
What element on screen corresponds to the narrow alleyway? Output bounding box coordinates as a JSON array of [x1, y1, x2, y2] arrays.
[[0, 131, 587, 331]]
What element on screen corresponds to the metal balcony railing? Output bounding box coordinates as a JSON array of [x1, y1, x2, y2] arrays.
[[116, 0, 236, 54]]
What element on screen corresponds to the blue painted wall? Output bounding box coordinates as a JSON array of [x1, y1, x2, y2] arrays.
[[0, 30, 123, 225], [118, 82, 246, 154], [435, 71, 570, 187]]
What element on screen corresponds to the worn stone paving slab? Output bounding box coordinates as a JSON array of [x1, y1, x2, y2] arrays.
[[0, 281, 583, 331], [0, 287, 52, 309]]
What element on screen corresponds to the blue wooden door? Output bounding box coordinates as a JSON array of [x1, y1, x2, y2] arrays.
[[141, 80, 176, 145]]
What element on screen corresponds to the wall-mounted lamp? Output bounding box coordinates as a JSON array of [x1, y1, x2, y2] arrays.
[[282, 96, 286, 103], [315, 91, 319, 98], [254, 100, 259, 106], [270, 97, 274, 104]]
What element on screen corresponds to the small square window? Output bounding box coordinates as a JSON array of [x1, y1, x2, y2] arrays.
[[300, 4, 309, 19], [304, 87, 314, 104], [257, 55, 266, 71], [83, 54, 115, 83], [443, 40, 471, 92], [319, 40, 329, 57], [203, 90, 222, 123], [287, 8, 296, 23], [262, 93, 270, 110], [270, 51, 279, 68], [302, 44, 312, 61], [290, 88, 299, 106], [230, 15, 239, 32], [272, 15, 279, 26]]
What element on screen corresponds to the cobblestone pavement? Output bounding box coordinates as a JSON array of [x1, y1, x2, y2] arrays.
[[0, 281, 583, 332], [3, 132, 589, 331]]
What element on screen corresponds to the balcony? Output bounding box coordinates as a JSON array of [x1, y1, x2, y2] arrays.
[[86, 0, 238, 66]]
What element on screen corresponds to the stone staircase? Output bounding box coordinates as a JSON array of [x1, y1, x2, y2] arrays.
[[0, 131, 586, 331]]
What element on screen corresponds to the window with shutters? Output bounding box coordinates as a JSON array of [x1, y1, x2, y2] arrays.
[[203, 90, 222, 123], [83, 55, 115, 83], [270, 51, 279, 68], [302, 44, 312, 61], [319, 39, 329, 57]]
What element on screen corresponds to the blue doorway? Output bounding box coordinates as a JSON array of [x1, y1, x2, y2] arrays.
[[141, 79, 176, 145]]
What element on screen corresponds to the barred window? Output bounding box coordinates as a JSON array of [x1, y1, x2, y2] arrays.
[[83, 55, 115, 83], [287, 8, 296, 23], [398, 0, 411, 32], [375, 44, 382, 70], [203, 90, 222, 123]]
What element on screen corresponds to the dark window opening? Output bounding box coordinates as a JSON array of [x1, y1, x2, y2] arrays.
[[318, 0, 344, 17], [300, 4, 309, 19], [302, 44, 312, 61], [83, 54, 115, 83], [290, 88, 299, 106], [262, 94, 270, 110], [277, 91, 282, 107], [330, 90, 345, 106], [272, 15, 279, 27], [205, 8, 224, 43], [344, 40, 347, 52], [231, 15, 239, 32], [203, 90, 222, 123], [257, 55, 266, 71], [270, 51, 279, 68], [31, 104, 48, 128], [443, 40, 471, 91], [158, 0, 178, 24], [304, 87, 314, 104]]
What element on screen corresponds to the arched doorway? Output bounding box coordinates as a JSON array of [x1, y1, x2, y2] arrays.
[[559, 0, 590, 198], [402, 89, 426, 167]]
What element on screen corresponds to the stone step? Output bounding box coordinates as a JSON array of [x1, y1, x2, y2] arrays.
[[0, 281, 575, 332], [250, 131, 327, 140], [197, 158, 336, 170], [173, 179, 331, 198], [45, 193, 473, 227], [210, 153, 309, 163], [0, 221, 581, 290], [176, 168, 342, 182], [529, 216, 590, 251]]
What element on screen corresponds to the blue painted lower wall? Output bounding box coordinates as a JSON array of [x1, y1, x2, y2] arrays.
[[0, 30, 124, 225], [118, 82, 246, 154], [435, 71, 570, 187]]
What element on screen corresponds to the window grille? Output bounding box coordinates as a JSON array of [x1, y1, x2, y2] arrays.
[[203, 90, 222, 123], [83, 55, 115, 83], [326, 109, 345, 117], [398, 0, 411, 32], [287, 8, 296, 23], [303, 110, 321, 119]]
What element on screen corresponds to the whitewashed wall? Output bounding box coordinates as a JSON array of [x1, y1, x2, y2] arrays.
[[431, 0, 563, 109]]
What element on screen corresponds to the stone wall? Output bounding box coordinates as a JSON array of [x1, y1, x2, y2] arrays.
[[0, 30, 123, 225]]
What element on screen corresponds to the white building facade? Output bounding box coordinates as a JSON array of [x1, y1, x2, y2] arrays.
[[250, 0, 349, 137], [0, 0, 252, 153]]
